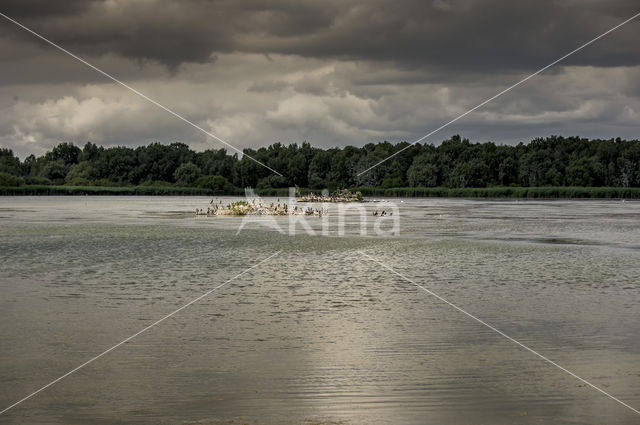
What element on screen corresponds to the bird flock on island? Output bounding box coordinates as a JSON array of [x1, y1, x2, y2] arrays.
[[195, 199, 394, 217], [196, 199, 327, 217], [195, 189, 369, 217], [297, 189, 364, 203]]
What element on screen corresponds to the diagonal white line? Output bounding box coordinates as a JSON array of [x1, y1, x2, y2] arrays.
[[0, 250, 281, 416], [357, 11, 640, 177], [357, 250, 640, 415], [0, 12, 283, 177]]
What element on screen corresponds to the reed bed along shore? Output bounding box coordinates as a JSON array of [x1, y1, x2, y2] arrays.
[[1, 184, 640, 199], [354, 186, 640, 199]]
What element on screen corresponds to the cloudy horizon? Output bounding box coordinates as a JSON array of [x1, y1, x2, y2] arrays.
[[1, 0, 639, 159]]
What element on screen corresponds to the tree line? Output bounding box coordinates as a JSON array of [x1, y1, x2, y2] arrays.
[[1, 135, 639, 190]]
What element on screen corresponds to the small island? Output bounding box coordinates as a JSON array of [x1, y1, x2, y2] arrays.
[[297, 188, 364, 203], [195, 188, 368, 217], [196, 200, 326, 217]]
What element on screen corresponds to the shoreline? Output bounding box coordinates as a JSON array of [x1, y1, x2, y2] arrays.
[[1, 184, 640, 199]]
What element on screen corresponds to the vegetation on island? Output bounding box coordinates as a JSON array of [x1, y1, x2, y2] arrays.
[[196, 199, 325, 216], [1, 134, 640, 198], [297, 188, 364, 202]]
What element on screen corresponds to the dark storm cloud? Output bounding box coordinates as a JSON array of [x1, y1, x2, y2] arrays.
[[250, 0, 639, 73], [1, 0, 228, 68], [1, 0, 638, 72], [0, 0, 93, 18]]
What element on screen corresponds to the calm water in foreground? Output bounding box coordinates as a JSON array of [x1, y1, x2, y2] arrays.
[[0, 196, 639, 425]]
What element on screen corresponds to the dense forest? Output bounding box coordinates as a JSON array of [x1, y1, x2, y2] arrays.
[[1, 136, 640, 193]]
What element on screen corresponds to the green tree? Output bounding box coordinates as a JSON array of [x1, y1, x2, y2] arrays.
[[21, 154, 36, 176], [437, 135, 471, 182], [95, 146, 137, 183], [47, 142, 81, 167], [307, 150, 332, 188], [565, 157, 603, 186], [327, 146, 358, 187], [233, 152, 268, 187], [448, 158, 490, 188], [41, 160, 68, 183], [0, 149, 22, 176], [9, 135, 640, 190], [65, 161, 98, 185], [354, 143, 395, 187], [498, 157, 518, 186], [80, 142, 102, 162], [173, 162, 202, 186], [287, 152, 308, 186], [381, 172, 404, 188], [195, 148, 235, 177], [0, 171, 24, 186], [195, 175, 232, 191], [407, 154, 440, 187], [135, 142, 192, 183], [256, 175, 288, 189]]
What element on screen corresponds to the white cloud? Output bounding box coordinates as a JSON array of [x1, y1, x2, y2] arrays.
[[1, 49, 639, 159]]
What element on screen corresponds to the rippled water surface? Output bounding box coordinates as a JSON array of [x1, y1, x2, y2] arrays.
[[0, 196, 639, 425]]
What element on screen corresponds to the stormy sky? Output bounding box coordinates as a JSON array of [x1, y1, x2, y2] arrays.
[[0, 0, 638, 158]]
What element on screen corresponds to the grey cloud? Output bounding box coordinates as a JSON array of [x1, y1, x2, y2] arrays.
[[247, 79, 290, 93], [1, 0, 638, 72], [0, 0, 95, 19]]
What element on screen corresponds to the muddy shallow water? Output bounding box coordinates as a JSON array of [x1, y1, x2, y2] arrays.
[[0, 196, 638, 424]]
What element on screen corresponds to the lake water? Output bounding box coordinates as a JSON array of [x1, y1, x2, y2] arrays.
[[0, 196, 639, 425]]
